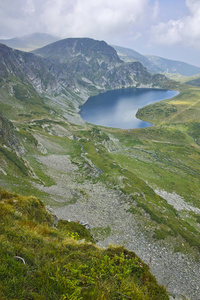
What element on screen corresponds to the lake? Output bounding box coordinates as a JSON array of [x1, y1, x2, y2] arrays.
[[79, 88, 179, 129]]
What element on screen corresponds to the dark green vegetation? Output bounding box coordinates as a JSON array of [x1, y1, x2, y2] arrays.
[[0, 189, 168, 299]]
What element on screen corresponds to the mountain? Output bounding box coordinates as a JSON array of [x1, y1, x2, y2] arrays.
[[113, 45, 161, 73], [146, 55, 200, 76], [32, 37, 171, 95], [0, 38, 173, 128], [2, 32, 200, 77], [33, 38, 122, 64], [0, 38, 171, 108], [113, 45, 200, 76], [0, 32, 59, 51]]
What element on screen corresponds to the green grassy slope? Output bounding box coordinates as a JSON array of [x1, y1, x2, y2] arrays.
[[1, 80, 200, 254], [0, 189, 168, 300]]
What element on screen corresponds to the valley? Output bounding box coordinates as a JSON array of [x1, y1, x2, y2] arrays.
[[0, 38, 200, 299]]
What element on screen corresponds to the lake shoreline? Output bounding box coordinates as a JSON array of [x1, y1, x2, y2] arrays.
[[79, 88, 179, 129]]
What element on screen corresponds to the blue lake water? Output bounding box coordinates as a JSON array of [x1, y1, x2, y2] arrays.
[[79, 88, 179, 129]]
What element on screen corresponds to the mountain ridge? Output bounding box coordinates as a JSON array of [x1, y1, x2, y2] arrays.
[[33, 37, 123, 65], [1, 32, 199, 77], [113, 44, 200, 76], [0, 39, 173, 109], [31, 37, 173, 98], [112, 45, 162, 73], [146, 54, 200, 76]]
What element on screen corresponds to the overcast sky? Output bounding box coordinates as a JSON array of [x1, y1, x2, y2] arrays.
[[1, 0, 200, 66]]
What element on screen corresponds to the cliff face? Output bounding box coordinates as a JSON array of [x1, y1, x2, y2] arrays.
[[0, 44, 58, 93], [0, 114, 23, 154]]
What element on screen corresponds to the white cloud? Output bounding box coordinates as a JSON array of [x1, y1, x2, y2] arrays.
[[151, 0, 200, 48], [23, 0, 35, 14], [40, 0, 149, 39], [152, 0, 159, 20], [0, 0, 149, 40]]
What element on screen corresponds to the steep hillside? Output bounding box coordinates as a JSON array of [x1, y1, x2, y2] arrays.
[[0, 43, 57, 93]]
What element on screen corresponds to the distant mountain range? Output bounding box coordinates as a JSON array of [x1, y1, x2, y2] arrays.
[[113, 45, 200, 76], [112, 45, 161, 74], [1, 33, 200, 77], [0, 32, 59, 52]]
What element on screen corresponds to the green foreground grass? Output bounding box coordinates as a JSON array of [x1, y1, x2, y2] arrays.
[[0, 189, 168, 300]]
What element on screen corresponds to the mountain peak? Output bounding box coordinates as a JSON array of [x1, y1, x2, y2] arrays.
[[33, 37, 122, 64]]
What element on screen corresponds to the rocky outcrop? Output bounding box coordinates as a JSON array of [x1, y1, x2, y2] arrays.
[[0, 43, 57, 93], [0, 113, 24, 155]]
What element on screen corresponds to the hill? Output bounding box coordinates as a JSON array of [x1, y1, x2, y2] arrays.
[[184, 74, 200, 86]]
